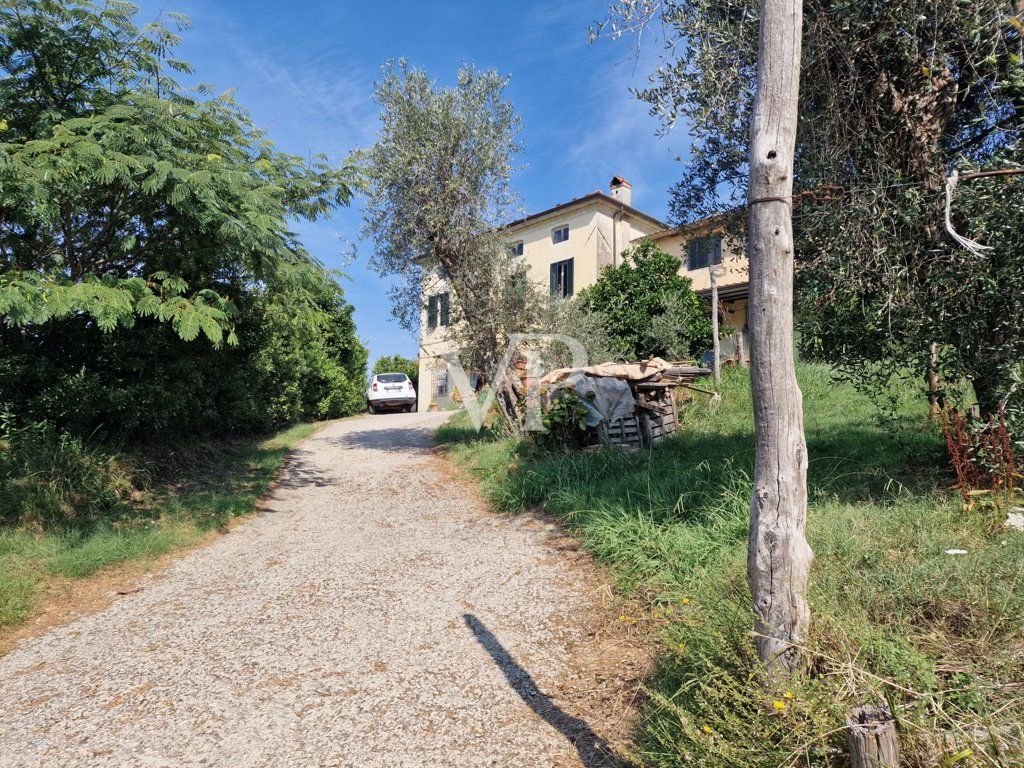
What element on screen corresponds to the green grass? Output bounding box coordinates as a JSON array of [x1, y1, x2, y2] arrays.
[[438, 364, 1024, 767], [0, 422, 320, 630]]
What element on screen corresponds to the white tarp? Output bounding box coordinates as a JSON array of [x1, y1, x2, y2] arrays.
[[546, 371, 635, 428]]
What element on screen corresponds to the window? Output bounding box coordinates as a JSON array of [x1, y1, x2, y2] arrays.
[[687, 236, 723, 271], [509, 240, 524, 256], [434, 363, 449, 396], [427, 292, 450, 330], [549, 258, 574, 298], [552, 226, 569, 244], [376, 373, 408, 384]]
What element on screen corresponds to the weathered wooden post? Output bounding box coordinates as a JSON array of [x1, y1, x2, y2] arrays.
[[710, 261, 722, 382], [746, 0, 813, 675], [846, 705, 901, 768]]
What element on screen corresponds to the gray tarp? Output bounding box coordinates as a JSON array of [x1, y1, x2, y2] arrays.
[[547, 371, 635, 428]]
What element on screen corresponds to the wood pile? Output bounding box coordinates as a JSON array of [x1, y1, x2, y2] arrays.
[[602, 363, 710, 449]]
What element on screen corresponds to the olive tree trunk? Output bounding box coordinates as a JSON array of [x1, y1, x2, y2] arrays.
[[746, 0, 813, 676]]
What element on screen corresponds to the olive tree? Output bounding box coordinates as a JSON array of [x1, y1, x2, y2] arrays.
[[362, 61, 539, 427], [596, 0, 1024, 416]]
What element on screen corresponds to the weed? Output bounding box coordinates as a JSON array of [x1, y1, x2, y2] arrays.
[[0, 421, 320, 630], [440, 364, 1024, 766]]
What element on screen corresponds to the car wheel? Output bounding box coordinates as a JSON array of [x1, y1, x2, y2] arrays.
[[368, 403, 376, 414], [406, 404, 415, 413]]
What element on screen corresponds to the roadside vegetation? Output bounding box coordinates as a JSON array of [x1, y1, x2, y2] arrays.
[[437, 364, 1024, 767], [0, 2, 366, 634], [0, 421, 319, 630]]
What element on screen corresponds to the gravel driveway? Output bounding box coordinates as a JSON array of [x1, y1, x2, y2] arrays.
[[0, 412, 635, 767]]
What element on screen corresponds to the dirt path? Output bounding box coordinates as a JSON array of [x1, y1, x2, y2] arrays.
[[0, 413, 643, 767]]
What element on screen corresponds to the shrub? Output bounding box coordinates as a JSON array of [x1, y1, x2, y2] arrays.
[[0, 416, 134, 530], [577, 238, 713, 361]]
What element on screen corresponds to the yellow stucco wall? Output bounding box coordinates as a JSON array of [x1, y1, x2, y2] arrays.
[[415, 195, 664, 411], [640, 229, 750, 362], [648, 231, 749, 293]]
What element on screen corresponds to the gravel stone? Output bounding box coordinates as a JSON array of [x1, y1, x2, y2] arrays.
[[0, 413, 618, 767]]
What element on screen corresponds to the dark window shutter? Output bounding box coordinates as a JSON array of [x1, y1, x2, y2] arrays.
[[687, 240, 699, 270], [550, 263, 557, 295], [427, 296, 438, 329], [439, 293, 450, 326], [565, 258, 574, 297], [713, 236, 723, 265]]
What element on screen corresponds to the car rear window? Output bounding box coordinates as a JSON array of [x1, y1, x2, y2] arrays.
[[376, 374, 408, 383]]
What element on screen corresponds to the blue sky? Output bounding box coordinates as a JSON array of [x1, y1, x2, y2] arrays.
[[134, 0, 690, 366]]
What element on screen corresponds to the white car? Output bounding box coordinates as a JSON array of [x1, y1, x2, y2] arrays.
[[366, 373, 417, 413]]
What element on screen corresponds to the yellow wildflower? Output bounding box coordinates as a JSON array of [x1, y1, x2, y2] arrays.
[[702, 725, 712, 734], [772, 700, 786, 711], [784, 691, 794, 700], [682, 597, 690, 605]]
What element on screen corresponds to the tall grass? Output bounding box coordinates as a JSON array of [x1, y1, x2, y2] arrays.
[[0, 421, 319, 630], [439, 364, 1024, 766]]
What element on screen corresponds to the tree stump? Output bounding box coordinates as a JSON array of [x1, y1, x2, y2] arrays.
[[847, 705, 900, 768]]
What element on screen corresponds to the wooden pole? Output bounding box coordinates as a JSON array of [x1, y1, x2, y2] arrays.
[[746, 0, 812, 676], [846, 705, 900, 768], [710, 263, 721, 383], [927, 342, 941, 417]]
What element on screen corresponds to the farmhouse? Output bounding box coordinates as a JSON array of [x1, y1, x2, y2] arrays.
[[416, 177, 751, 412]]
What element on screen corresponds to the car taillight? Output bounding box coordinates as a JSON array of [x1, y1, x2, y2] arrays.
[[372, 382, 378, 391], [407, 381, 414, 390]]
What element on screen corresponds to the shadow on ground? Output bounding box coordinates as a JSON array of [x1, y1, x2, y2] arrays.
[[274, 450, 333, 490], [325, 416, 440, 455], [463, 613, 618, 768]]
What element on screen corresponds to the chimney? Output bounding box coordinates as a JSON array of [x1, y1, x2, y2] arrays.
[[609, 175, 632, 206]]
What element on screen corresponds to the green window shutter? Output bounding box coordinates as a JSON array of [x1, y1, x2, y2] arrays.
[[439, 292, 450, 326], [550, 263, 558, 295], [427, 295, 438, 329], [687, 239, 701, 270], [565, 258, 574, 297]]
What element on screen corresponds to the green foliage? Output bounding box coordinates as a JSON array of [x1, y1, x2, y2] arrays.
[[373, 354, 419, 389], [0, 421, 318, 629], [577, 238, 713, 360], [0, 1, 366, 442], [440, 365, 1023, 766], [599, 0, 1024, 413], [535, 388, 590, 449], [362, 60, 541, 395], [0, 0, 355, 343], [0, 415, 134, 530]]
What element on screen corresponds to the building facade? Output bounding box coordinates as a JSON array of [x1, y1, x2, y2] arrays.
[[647, 218, 750, 362], [416, 178, 750, 412]]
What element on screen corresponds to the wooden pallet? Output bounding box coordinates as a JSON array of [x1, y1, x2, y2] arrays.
[[636, 389, 679, 447], [603, 413, 643, 449]]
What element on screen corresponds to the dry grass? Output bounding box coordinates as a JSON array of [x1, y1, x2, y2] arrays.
[[438, 364, 1024, 767]]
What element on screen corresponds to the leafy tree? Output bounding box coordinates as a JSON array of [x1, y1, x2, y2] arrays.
[[577, 238, 713, 360], [373, 354, 419, 389], [596, 0, 1024, 414], [0, 1, 366, 439], [0, 0, 355, 344], [362, 60, 540, 427]]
